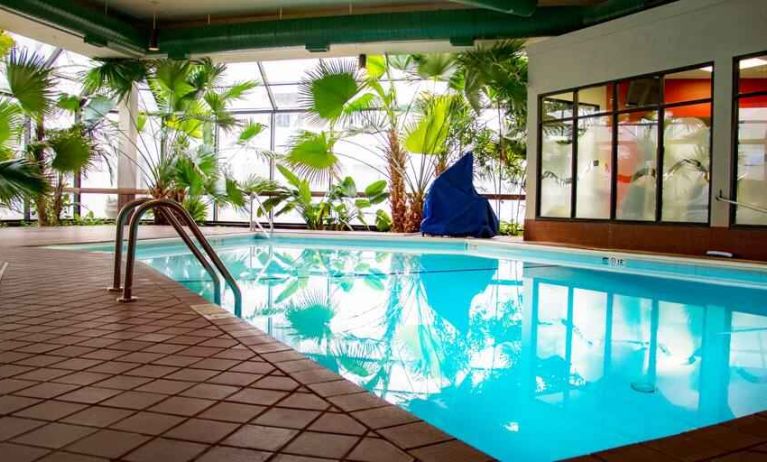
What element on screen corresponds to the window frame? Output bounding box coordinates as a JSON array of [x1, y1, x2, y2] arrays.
[[730, 50, 767, 228], [536, 62, 715, 226]]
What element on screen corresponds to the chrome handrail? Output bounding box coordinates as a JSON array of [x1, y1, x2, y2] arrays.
[[716, 191, 767, 215], [111, 198, 242, 317], [249, 193, 274, 238]]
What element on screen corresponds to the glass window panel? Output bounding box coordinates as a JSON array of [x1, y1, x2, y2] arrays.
[[0, 204, 24, 220], [226, 85, 272, 110], [270, 84, 304, 110], [576, 115, 612, 219], [664, 67, 712, 104], [80, 194, 118, 219], [738, 55, 767, 95], [617, 76, 661, 110], [735, 95, 767, 225], [616, 110, 658, 221], [539, 121, 573, 218], [662, 103, 711, 223], [218, 114, 271, 183], [578, 84, 613, 115], [220, 62, 262, 86], [261, 59, 318, 84], [542, 92, 574, 120]]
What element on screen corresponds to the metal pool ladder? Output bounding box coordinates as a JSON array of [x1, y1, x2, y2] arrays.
[[249, 192, 274, 238], [109, 198, 242, 317]]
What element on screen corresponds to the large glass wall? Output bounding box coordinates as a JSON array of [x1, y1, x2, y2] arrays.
[[538, 65, 713, 223], [0, 33, 525, 227], [733, 53, 767, 226]]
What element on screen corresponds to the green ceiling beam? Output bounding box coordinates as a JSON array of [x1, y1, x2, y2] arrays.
[[0, 0, 146, 53], [0, 0, 666, 57], [159, 7, 585, 56], [449, 0, 537, 17]]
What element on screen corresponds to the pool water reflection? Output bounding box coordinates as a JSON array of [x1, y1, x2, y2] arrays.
[[133, 238, 767, 461]]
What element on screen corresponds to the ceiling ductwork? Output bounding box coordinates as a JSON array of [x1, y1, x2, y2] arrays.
[[449, 0, 537, 17]]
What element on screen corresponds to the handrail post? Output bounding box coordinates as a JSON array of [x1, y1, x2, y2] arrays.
[[109, 198, 151, 292], [117, 199, 242, 317], [158, 208, 222, 306]]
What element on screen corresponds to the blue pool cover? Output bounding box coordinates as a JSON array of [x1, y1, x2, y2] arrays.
[[420, 152, 499, 238]]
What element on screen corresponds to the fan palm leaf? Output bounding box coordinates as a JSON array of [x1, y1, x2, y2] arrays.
[[0, 158, 46, 202], [83, 58, 148, 102], [4, 48, 56, 116]]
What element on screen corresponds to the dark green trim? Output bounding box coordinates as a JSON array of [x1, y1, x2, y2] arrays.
[[159, 7, 584, 56], [0, 0, 146, 53]]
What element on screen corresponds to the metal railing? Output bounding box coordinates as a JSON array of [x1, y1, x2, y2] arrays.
[[249, 193, 274, 238], [109, 198, 242, 316], [716, 190, 767, 215]]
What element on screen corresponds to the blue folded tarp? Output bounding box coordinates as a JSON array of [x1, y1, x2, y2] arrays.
[[420, 152, 499, 238]]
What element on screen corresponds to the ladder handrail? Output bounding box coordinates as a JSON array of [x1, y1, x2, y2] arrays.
[[111, 198, 242, 317], [249, 193, 274, 238]]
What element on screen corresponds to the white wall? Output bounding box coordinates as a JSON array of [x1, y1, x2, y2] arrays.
[[525, 0, 767, 226]]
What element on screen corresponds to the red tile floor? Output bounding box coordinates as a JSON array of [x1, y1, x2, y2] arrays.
[[1, 226, 767, 462]]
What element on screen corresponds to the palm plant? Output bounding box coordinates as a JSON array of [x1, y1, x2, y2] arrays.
[[85, 58, 259, 221], [1, 47, 107, 225]]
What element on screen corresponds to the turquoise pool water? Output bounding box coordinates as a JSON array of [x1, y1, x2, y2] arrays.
[[82, 235, 767, 461]]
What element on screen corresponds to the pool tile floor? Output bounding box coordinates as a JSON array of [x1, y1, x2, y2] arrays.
[[1, 226, 766, 461]]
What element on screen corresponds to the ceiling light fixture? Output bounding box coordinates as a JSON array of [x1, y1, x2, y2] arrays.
[[148, 3, 159, 52]]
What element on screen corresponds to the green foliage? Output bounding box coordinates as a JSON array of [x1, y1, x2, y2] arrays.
[[284, 131, 340, 184], [0, 159, 47, 202], [182, 196, 209, 223], [0, 31, 14, 57], [5, 48, 56, 116], [499, 221, 523, 236], [48, 127, 93, 173], [259, 165, 388, 231]]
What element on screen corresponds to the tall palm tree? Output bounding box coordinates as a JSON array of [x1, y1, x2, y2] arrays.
[[2, 48, 101, 225], [85, 58, 260, 220], [0, 158, 46, 204]]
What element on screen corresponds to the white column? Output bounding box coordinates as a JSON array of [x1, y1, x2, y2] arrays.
[[116, 85, 139, 210], [710, 57, 733, 227]]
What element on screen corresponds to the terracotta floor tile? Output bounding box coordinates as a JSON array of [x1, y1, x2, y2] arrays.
[[270, 455, 335, 462], [163, 418, 239, 444], [85, 361, 139, 375], [0, 416, 47, 441], [15, 368, 71, 382], [307, 380, 364, 398], [408, 440, 493, 462], [229, 361, 274, 375], [198, 402, 266, 423], [283, 431, 359, 458], [222, 424, 298, 451], [253, 407, 321, 429], [0, 442, 51, 461], [0, 378, 38, 394], [289, 368, 342, 385], [56, 386, 122, 404], [100, 390, 167, 410], [64, 429, 150, 458], [196, 445, 271, 462], [309, 413, 366, 435], [124, 364, 179, 378], [110, 412, 185, 435], [36, 450, 109, 462], [0, 395, 42, 415], [179, 383, 240, 400], [279, 392, 330, 411], [91, 375, 151, 390], [378, 422, 452, 449], [124, 437, 208, 462], [347, 437, 413, 462], [328, 393, 387, 412], [52, 371, 111, 386], [149, 396, 215, 416], [164, 368, 219, 382], [14, 400, 87, 421], [14, 382, 80, 399], [53, 358, 104, 371], [151, 355, 201, 367], [0, 364, 34, 379], [61, 406, 134, 428], [351, 406, 419, 429], [227, 388, 288, 406], [253, 376, 300, 391], [135, 379, 195, 395], [13, 422, 97, 449]]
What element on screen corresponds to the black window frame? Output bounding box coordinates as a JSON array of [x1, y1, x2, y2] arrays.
[[536, 62, 715, 226], [730, 50, 767, 228]]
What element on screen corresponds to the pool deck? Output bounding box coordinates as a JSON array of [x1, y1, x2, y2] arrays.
[[1, 225, 767, 462]]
